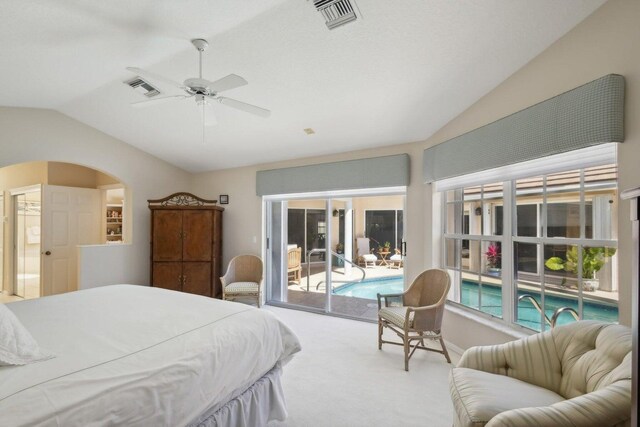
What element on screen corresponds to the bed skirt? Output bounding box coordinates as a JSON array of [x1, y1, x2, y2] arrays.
[[188, 364, 288, 427]]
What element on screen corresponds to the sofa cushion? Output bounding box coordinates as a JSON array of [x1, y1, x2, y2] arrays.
[[449, 367, 565, 427]]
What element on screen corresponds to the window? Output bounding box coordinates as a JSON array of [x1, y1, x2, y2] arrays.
[[364, 209, 403, 252], [442, 162, 618, 332]]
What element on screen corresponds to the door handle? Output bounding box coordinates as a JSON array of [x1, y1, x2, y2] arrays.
[[402, 242, 406, 257], [44, 251, 51, 256]]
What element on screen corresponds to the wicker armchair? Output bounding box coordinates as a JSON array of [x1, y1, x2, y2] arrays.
[[221, 255, 263, 307], [287, 247, 302, 283], [377, 269, 451, 371]]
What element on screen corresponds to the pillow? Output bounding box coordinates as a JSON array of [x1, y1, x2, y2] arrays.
[[0, 303, 53, 365]]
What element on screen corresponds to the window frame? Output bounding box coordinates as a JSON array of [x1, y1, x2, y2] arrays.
[[441, 166, 618, 332]]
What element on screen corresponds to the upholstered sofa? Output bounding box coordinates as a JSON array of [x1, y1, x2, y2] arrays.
[[449, 321, 632, 426]]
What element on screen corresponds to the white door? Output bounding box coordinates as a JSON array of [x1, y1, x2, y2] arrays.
[[41, 185, 102, 296]]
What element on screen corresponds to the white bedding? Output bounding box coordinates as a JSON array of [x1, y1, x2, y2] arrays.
[[0, 285, 301, 426]]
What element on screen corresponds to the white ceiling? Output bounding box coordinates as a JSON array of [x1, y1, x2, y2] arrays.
[[0, 0, 606, 172]]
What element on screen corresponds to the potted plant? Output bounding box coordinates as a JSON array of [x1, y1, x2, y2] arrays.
[[335, 242, 344, 254], [383, 241, 391, 252], [484, 243, 501, 275], [544, 246, 616, 291]]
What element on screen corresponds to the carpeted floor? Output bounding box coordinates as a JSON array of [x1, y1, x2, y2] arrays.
[[265, 306, 458, 427]]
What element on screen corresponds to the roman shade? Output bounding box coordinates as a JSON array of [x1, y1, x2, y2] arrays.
[[423, 74, 625, 183], [256, 154, 409, 196]]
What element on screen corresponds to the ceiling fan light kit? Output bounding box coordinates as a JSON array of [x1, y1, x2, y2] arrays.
[[126, 38, 271, 131]]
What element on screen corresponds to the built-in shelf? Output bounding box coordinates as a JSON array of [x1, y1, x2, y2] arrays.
[[105, 203, 123, 243]]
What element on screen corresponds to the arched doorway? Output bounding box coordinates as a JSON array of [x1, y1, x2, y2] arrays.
[[0, 161, 129, 302]]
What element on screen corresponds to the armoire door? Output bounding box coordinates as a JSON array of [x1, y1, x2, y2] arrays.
[[182, 262, 212, 297], [152, 262, 182, 291], [153, 210, 183, 261], [183, 210, 212, 261]]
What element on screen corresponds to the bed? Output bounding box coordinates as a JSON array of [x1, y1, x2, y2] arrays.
[[0, 285, 301, 426]]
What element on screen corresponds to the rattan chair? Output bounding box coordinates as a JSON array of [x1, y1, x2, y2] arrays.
[[377, 269, 451, 371], [287, 247, 302, 283], [221, 255, 263, 307]]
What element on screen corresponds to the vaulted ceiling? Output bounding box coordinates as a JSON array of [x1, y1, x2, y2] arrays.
[[0, 0, 606, 172]]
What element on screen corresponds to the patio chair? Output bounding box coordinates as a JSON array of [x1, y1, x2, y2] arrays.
[[389, 248, 403, 269], [377, 269, 451, 371], [356, 237, 377, 268], [287, 247, 302, 283], [221, 255, 263, 307]]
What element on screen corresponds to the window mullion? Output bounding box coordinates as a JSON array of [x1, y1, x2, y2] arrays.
[[502, 180, 514, 324]]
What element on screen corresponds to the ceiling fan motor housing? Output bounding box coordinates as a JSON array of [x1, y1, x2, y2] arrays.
[[185, 78, 214, 95]]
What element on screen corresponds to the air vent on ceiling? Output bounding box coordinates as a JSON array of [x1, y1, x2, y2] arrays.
[[124, 77, 161, 98], [313, 0, 358, 30]]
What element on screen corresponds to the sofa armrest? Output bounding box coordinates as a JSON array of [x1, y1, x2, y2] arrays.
[[487, 381, 632, 427], [458, 329, 564, 393], [457, 344, 509, 376]]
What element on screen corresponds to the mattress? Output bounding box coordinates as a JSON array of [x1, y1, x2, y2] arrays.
[[0, 285, 301, 426]]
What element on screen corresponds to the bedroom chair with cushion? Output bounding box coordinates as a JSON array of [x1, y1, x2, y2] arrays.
[[221, 255, 264, 307], [449, 320, 632, 427], [377, 268, 451, 371], [356, 237, 377, 268]]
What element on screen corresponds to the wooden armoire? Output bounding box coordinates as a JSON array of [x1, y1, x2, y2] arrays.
[[148, 193, 223, 298]]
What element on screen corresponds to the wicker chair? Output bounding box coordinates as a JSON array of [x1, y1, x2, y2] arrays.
[[287, 247, 302, 283], [377, 269, 451, 371], [221, 255, 263, 307]]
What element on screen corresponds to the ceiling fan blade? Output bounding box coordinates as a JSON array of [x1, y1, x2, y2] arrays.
[[126, 67, 185, 90], [218, 97, 271, 118], [202, 102, 217, 127], [207, 74, 248, 93], [131, 95, 188, 108]]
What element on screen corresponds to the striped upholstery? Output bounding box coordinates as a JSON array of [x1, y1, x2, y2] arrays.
[[224, 282, 259, 294], [449, 321, 632, 426], [378, 306, 414, 328]]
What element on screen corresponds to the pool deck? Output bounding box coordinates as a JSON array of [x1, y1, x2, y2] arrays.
[[283, 263, 404, 320]]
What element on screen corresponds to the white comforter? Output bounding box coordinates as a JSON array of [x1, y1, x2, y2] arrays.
[[0, 285, 301, 426]]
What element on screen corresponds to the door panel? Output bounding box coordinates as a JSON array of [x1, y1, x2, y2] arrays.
[[153, 210, 183, 262], [152, 262, 182, 291], [42, 185, 101, 295], [182, 262, 212, 297], [183, 210, 212, 262]]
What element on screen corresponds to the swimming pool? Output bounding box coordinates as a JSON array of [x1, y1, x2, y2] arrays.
[[333, 277, 618, 329], [333, 276, 403, 299]]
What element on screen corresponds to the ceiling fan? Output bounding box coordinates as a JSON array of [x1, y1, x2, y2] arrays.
[[126, 38, 270, 126]]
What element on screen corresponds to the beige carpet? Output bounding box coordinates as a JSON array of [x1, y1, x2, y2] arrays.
[[265, 306, 458, 427]]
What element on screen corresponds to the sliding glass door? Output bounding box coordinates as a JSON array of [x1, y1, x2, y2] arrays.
[[265, 191, 406, 320]]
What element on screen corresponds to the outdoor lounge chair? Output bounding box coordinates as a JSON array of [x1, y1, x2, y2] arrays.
[[287, 247, 302, 283], [356, 237, 377, 268], [221, 255, 263, 307], [389, 248, 403, 269], [377, 269, 451, 370]]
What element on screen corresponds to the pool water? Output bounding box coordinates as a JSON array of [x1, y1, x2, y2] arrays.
[[461, 280, 618, 329], [333, 277, 618, 329], [333, 277, 404, 299]]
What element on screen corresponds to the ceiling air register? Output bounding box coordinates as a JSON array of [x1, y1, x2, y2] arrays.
[[313, 0, 358, 30]]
